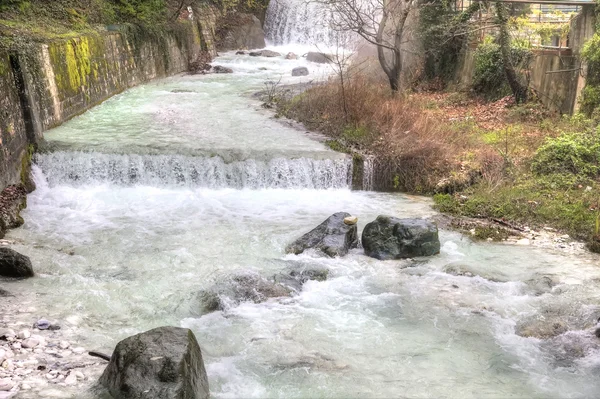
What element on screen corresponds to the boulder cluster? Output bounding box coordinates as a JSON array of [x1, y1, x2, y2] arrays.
[[286, 212, 441, 260]]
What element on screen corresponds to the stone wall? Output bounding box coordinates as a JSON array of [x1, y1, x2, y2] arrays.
[[454, 5, 595, 114], [0, 14, 220, 192]]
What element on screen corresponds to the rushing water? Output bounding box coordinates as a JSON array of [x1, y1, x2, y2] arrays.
[[5, 50, 600, 398]]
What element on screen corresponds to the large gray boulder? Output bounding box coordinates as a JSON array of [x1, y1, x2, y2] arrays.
[[362, 216, 440, 260], [0, 247, 33, 278], [306, 52, 332, 64], [217, 14, 266, 51], [286, 212, 359, 257], [99, 327, 209, 399]]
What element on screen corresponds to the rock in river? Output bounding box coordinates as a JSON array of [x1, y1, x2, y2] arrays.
[[212, 65, 233, 74], [0, 247, 33, 278], [199, 272, 293, 312], [99, 326, 209, 399], [362, 216, 440, 260], [249, 50, 281, 57], [286, 212, 359, 257], [306, 52, 332, 63], [273, 264, 329, 291], [292, 67, 309, 76]]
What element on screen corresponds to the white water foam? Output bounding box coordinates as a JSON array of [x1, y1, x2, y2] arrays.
[[35, 152, 352, 189]]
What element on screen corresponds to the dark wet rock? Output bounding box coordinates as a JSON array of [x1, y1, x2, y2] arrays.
[[34, 319, 50, 330], [292, 67, 309, 77], [0, 247, 33, 278], [171, 89, 195, 94], [542, 331, 600, 367], [0, 185, 28, 238], [272, 351, 348, 371], [217, 14, 265, 51], [306, 52, 332, 64], [199, 272, 293, 312], [99, 326, 209, 399], [273, 265, 329, 291], [189, 51, 212, 75], [286, 212, 359, 257], [212, 65, 233, 74], [236, 51, 246, 55], [515, 317, 569, 339], [249, 50, 281, 58], [442, 262, 508, 282], [525, 275, 557, 296], [0, 288, 11, 297], [362, 216, 440, 260], [285, 52, 298, 60]]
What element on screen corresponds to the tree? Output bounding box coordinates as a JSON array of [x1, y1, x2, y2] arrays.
[[323, 0, 417, 91], [495, 1, 528, 103]]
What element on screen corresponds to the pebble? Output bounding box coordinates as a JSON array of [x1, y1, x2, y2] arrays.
[[0, 379, 12, 391], [34, 319, 50, 330], [45, 373, 54, 380], [71, 347, 85, 355], [1, 360, 13, 372], [343, 216, 358, 225], [74, 371, 84, 380], [64, 373, 77, 385], [21, 384, 31, 390], [9, 344, 19, 351], [21, 339, 39, 349], [0, 331, 14, 339], [16, 330, 30, 340], [58, 341, 70, 350]]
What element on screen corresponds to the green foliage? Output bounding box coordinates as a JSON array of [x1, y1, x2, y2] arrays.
[[0, 0, 30, 12], [433, 175, 600, 247], [419, 0, 484, 81], [110, 0, 167, 25], [472, 39, 532, 100], [531, 131, 600, 176], [580, 1, 600, 116]]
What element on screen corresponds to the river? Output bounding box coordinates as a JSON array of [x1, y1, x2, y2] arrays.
[[4, 46, 600, 399]]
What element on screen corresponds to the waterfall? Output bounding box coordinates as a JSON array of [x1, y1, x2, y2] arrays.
[[264, 0, 352, 48], [35, 152, 352, 190], [362, 155, 374, 191]]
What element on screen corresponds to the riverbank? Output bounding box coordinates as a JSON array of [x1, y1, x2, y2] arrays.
[[276, 78, 600, 252]]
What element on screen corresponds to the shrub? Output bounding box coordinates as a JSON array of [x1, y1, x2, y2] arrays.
[[472, 40, 532, 100], [531, 132, 600, 177]]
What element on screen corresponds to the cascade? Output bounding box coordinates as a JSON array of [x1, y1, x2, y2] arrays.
[[35, 152, 352, 189], [264, 0, 352, 48]]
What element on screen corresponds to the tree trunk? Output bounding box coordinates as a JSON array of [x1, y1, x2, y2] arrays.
[[496, 2, 528, 103], [388, 75, 400, 91]]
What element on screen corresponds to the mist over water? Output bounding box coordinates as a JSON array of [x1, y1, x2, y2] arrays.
[[7, 22, 600, 399]]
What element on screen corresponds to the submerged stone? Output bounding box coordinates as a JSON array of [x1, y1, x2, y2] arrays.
[[99, 326, 209, 399], [273, 265, 329, 291], [515, 318, 569, 339], [212, 65, 233, 74], [362, 216, 440, 260], [286, 212, 359, 257], [199, 272, 293, 312], [249, 50, 281, 57], [0, 247, 33, 278]]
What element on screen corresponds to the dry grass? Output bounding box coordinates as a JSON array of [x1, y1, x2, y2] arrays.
[[282, 75, 513, 193]]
